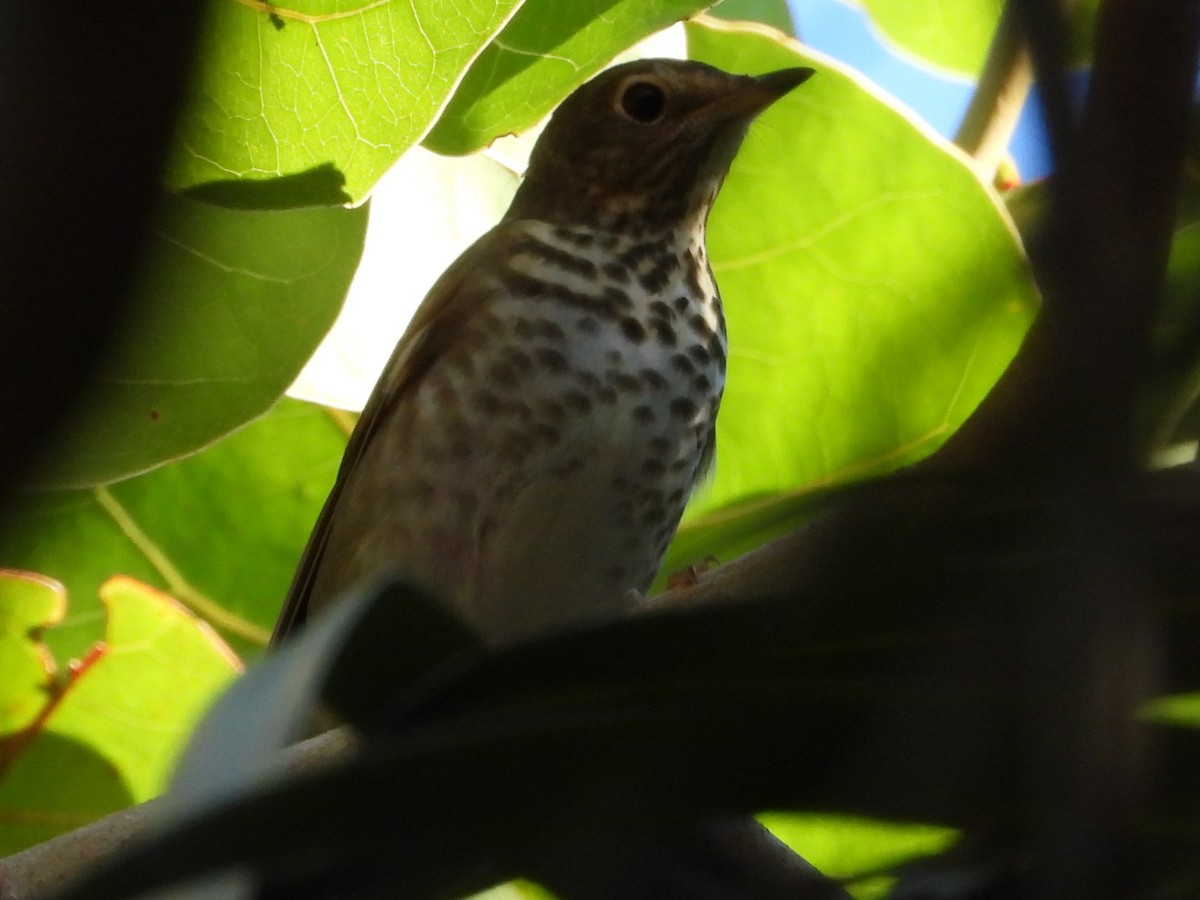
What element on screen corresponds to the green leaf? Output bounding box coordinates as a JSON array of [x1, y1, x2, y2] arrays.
[[759, 812, 958, 892], [0, 577, 239, 853], [423, 0, 708, 156], [857, 0, 1098, 77], [33, 196, 366, 488], [166, 0, 525, 201], [709, 0, 796, 36], [53, 579, 241, 797], [0, 571, 64, 735], [680, 19, 1037, 529], [1141, 693, 1200, 728], [0, 732, 134, 856], [0, 400, 346, 661]]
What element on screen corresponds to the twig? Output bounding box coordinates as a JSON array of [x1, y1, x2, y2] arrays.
[[954, 1, 1035, 178]]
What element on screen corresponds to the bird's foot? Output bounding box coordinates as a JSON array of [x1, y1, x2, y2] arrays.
[[665, 555, 720, 591]]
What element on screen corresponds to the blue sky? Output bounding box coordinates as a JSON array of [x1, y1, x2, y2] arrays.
[[786, 0, 1058, 180]]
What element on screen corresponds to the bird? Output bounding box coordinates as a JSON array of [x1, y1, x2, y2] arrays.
[[265, 58, 840, 900], [272, 58, 815, 647]]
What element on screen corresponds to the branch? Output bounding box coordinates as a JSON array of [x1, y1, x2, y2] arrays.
[[0, 730, 356, 900], [953, 1, 1034, 178], [940, 0, 1200, 474]]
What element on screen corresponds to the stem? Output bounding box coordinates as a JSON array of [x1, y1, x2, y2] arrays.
[[954, 0, 1035, 179], [94, 486, 271, 645]]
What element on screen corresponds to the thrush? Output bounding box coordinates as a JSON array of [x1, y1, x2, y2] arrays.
[[273, 59, 814, 646]]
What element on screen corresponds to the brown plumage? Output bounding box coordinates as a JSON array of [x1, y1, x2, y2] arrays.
[[273, 59, 813, 646]]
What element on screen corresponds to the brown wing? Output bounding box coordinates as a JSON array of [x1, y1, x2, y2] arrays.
[[269, 223, 515, 647]]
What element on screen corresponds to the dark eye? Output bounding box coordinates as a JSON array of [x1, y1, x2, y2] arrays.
[[620, 81, 666, 123]]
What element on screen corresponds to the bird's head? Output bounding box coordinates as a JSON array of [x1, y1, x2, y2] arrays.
[[505, 58, 814, 234]]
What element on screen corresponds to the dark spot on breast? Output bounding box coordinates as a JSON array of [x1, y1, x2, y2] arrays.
[[670, 353, 695, 375], [504, 399, 534, 422], [641, 368, 668, 390], [649, 299, 674, 321], [641, 508, 666, 525], [632, 405, 655, 424], [448, 348, 476, 376], [693, 374, 713, 394], [597, 386, 618, 404], [410, 478, 437, 503], [667, 488, 685, 504], [687, 344, 711, 366], [648, 435, 670, 454], [639, 254, 681, 293], [540, 399, 566, 422], [516, 235, 598, 278], [503, 430, 535, 457], [513, 317, 535, 338], [620, 240, 658, 268], [473, 389, 502, 414], [608, 370, 642, 393], [652, 322, 677, 346], [501, 270, 550, 298], [689, 313, 714, 338], [461, 326, 492, 352], [562, 390, 592, 413], [641, 459, 666, 477], [620, 317, 646, 343], [503, 346, 534, 375], [535, 347, 570, 373], [576, 369, 601, 390], [534, 423, 561, 445], [670, 397, 698, 419], [576, 316, 600, 334], [710, 334, 728, 367], [602, 262, 629, 283], [554, 226, 595, 249], [639, 267, 669, 294], [537, 319, 567, 342], [605, 286, 633, 311], [673, 295, 690, 313]]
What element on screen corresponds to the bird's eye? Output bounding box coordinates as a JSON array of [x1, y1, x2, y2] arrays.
[[619, 81, 666, 123]]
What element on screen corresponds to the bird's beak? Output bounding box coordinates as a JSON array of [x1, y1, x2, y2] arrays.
[[726, 66, 815, 120], [754, 66, 817, 97]]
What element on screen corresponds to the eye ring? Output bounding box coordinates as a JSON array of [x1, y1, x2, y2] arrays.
[[618, 80, 666, 123]]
